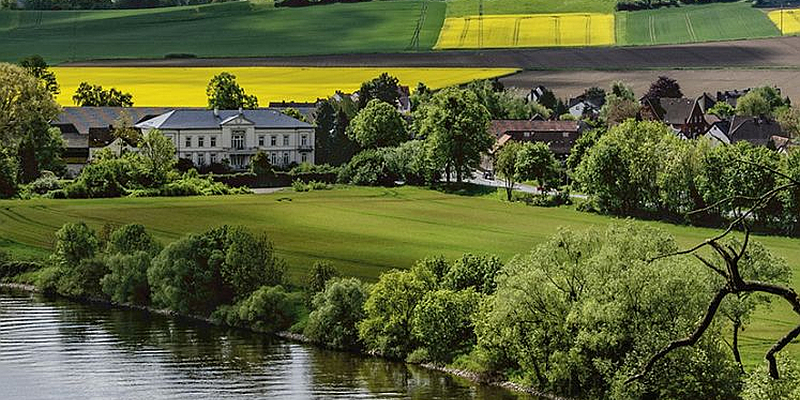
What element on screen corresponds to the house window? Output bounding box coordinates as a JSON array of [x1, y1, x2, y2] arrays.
[[258, 135, 265, 146], [210, 153, 217, 164], [283, 135, 289, 146], [270, 136, 277, 146], [283, 152, 289, 165], [210, 136, 217, 147], [198, 136, 205, 148], [301, 153, 308, 163], [198, 153, 206, 165], [232, 131, 245, 150], [229, 155, 246, 169], [271, 152, 277, 165], [301, 135, 308, 146], [185, 136, 192, 148]]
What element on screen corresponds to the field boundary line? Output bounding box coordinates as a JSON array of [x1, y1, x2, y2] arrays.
[[649, 15, 656, 44], [685, 13, 698, 42]]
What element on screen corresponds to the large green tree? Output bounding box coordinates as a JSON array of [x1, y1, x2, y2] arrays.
[[18, 55, 59, 95], [417, 87, 493, 183], [72, 82, 133, 107], [347, 99, 408, 148], [206, 72, 258, 110], [357, 72, 400, 110], [138, 129, 176, 185]]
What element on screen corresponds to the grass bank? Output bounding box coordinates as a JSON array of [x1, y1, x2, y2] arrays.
[[0, 186, 797, 365]]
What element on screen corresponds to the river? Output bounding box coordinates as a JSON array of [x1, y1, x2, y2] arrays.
[[0, 289, 533, 400]]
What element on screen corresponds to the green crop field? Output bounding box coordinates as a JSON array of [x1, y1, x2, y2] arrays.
[[0, 186, 798, 366], [444, 0, 617, 17], [618, 2, 780, 45], [0, 0, 445, 63]]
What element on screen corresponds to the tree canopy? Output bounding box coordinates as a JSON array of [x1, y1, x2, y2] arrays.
[[206, 72, 258, 110], [347, 98, 408, 148]]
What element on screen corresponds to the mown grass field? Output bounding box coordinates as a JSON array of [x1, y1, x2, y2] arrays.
[[769, 8, 800, 34], [434, 13, 615, 49], [49, 66, 518, 106], [0, 186, 798, 365], [0, 0, 445, 64], [444, 0, 617, 17], [618, 2, 780, 45]]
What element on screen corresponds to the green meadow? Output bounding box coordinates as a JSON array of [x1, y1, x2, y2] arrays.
[[443, 0, 617, 17], [0, 186, 797, 366], [0, 0, 445, 63], [618, 2, 780, 45]]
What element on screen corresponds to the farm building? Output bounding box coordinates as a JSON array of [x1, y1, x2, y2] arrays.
[[481, 120, 589, 172]]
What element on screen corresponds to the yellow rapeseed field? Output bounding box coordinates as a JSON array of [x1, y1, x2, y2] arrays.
[[768, 9, 800, 34], [50, 67, 519, 107], [434, 13, 615, 49]]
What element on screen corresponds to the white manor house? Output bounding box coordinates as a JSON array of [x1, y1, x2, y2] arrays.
[[53, 107, 315, 174], [136, 108, 315, 169]]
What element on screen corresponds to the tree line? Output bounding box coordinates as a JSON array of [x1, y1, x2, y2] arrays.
[[4, 219, 797, 400]]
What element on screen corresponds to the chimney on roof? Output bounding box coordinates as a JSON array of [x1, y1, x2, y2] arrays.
[[238, 107, 243, 115], [213, 107, 218, 117]]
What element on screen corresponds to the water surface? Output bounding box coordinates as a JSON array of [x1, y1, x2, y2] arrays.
[[0, 289, 532, 400]]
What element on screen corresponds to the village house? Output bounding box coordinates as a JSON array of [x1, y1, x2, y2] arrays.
[[135, 108, 315, 170], [481, 119, 589, 172], [641, 97, 708, 139], [704, 115, 788, 148]]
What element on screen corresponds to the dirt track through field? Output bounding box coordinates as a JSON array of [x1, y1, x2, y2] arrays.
[[66, 36, 800, 69]]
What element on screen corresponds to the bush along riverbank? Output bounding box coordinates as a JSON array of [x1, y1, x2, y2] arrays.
[[2, 222, 800, 400]]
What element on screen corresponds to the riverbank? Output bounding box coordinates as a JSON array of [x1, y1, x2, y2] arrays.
[[0, 282, 558, 400]]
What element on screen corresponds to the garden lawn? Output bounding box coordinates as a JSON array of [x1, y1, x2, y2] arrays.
[[618, 2, 779, 45], [0, 0, 446, 64], [0, 186, 797, 366], [444, 0, 617, 17], [49, 66, 519, 107]]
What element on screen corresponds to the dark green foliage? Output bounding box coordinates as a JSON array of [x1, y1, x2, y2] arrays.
[[304, 277, 367, 350], [382, 140, 439, 185], [280, 107, 307, 122], [0, 149, 17, 198], [741, 356, 800, 400], [148, 226, 284, 316], [442, 253, 502, 294], [337, 149, 396, 186], [566, 128, 604, 173], [18, 55, 59, 95], [250, 151, 272, 176], [101, 251, 152, 305], [106, 223, 160, 256], [306, 260, 339, 297], [347, 99, 408, 148], [16, 125, 65, 183], [412, 288, 481, 364], [47, 222, 108, 298], [215, 285, 304, 333], [644, 76, 683, 101], [357, 73, 400, 110], [206, 72, 258, 110], [72, 82, 133, 107], [313, 99, 360, 166]]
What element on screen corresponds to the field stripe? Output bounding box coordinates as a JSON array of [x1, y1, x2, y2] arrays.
[[649, 15, 656, 44], [685, 13, 698, 42]]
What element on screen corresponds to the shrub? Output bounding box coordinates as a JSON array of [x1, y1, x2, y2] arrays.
[[24, 171, 62, 195], [101, 251, 151, 305], [292, 179, 331, 192], [221, 285, 304, 333], [442, 253, 503, 294], [305, 261, 339, 298], [304, 277, 368, 350], [412, 288, 481, 364], [337, 149, 396, 186], [741, 357, 800, 400], [148, 226, 285, 316]]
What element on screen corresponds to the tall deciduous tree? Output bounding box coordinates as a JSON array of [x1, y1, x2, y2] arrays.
[[516, 141, 561, 191], [18, 55, 59, 95], [494, 141, 522, 201], [417, 87, 493, 183], [138, 129, 176, 185], [0, 63, 60, 147], [347, 98, 408, 148], [644, 76, 683, 101], [206, 72, 258, 110], [72, 82, 133, 107], [357, 72, 400, 110]]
